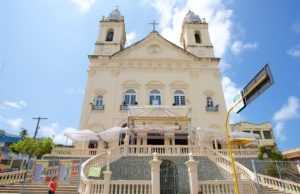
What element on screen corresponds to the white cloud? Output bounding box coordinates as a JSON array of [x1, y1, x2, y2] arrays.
[[70, 0, 96, 13], [274, 122, 286, 141], [54, 127, 78, 145], [126, 32, 137, 46], [287, 46, 300, 58], [231, 40, 257, 55], [7, 118, 23, 129], [0, 100, 27, 109], [39, 123, 79, 145], [219, 61, 232, 72], [273, 96, 299, 122], [273, 96, 300, 141], [221, 76, 241, 108], [148, 0, 233, 57]]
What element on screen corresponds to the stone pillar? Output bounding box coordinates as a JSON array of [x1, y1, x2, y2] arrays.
[[85, 181, 91, 194], [103, 150, 112, 194], [124, 133, 129, 155], [149, 153, 161, 194], [185, 153, 199, 194]]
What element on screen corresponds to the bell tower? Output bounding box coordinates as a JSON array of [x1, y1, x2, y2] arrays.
[[94, 8, 126, 56], [180, 11, 214, 58]]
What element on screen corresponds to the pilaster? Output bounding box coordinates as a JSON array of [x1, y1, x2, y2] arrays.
[[149, 153, 161, 194], [185, 153, 199, 194]]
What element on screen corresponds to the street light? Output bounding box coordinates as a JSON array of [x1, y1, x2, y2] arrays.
[[226, 64, 273, 194]]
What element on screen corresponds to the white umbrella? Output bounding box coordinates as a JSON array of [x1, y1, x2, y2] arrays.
[[230, 131, 259, 145], [231, 131, 259, 139], [196, 127, 225, 139], [195, 127, 226, 146], [98, 127, 128, 142], [64, 129, 99, 141]]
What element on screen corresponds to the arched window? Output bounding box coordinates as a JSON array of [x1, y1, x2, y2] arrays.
[[194, 31, 201, 44], [173, 90, 185, 106], [94, 95, 103, 107], [149, 89, 161, 105], [106, 29, 114, 41], [88, 140, 98, 149], [124, 89, 137, 105], [206, 96, 214, 107]]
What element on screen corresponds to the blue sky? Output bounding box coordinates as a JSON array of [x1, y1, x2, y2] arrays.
[[0, 0, 299, 150]]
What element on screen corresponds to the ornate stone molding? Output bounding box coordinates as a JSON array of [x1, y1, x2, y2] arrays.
[[94, 89, 107, 96], [122, 80, 141, 89], [169, 81, 189, 89], [145, 80, 165, 89]]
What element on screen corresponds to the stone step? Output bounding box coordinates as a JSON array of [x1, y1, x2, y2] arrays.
[[0, 184, 78, 194], [258, 186, 287, 194]]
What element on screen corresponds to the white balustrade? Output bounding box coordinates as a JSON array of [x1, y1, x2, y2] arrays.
[[79, 180, 151, 194], [257, 174, 300, 194], [110, 180, 151, 194], [207, 147, 300, 194], [50, 147, 101, 157], [217, 149, 258, 158], [199, 180, 256, 194], [0, 170, 31, 185], [121, 145, 204, 156]]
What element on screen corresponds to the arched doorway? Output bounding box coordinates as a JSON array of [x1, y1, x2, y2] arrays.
[[160, 160, 178, 194]]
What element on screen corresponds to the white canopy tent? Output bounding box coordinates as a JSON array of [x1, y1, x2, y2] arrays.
[[98, 127, 128, 142], [64, 129, 99, 142], [64, 127, 128, 143], [195, 127, 259, 146]]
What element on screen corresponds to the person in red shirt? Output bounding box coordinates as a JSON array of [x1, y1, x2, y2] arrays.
[[48, 176, 58, 194]]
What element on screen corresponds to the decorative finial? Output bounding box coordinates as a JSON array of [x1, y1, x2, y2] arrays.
[[149, 20, 159, 32], [153, 152, 158, 160], [188, 152, 194, 161]]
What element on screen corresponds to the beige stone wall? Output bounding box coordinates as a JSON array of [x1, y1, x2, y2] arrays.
[[231, 122, 276, 147]]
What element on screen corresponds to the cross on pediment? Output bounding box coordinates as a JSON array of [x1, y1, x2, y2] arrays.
[[149, 20, 159, 32]]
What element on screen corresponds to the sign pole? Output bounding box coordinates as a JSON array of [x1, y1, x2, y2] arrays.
[[225, 97, 244, 194], [226, 64, 274, 194]]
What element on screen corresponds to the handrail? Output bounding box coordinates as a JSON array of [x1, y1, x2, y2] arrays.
[[80, 146, 122, 181], [207, 148, 256, 180], [49, 147, 104, 157], [120, 145, 204, 156], [207, 147, 300, 194], [256, 173, 300, 194], [205, 148, 258, 193], [0, 170, 31, 185], [217, 148, 258, 158], [199, 179, 256, 194]]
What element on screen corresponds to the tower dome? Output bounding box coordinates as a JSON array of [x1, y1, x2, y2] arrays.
[[105, 8, 123, 21], [184, 10, 201, 23]]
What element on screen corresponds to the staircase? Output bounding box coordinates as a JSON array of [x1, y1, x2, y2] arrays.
[[258, 186, 287, 194], [0, 184, 78, 194], [0, 170, 80, 194]]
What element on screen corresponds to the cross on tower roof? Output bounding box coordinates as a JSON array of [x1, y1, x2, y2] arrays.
[[149, 20, 159, 32]]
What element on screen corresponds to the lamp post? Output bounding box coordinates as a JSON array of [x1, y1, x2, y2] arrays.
[[225, 64, 274, 194], [225, 98, 243, 194]]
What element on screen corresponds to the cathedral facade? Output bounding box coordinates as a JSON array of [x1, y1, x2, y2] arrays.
[[79, 9, 227, 133], [45, 9, 298, 194]]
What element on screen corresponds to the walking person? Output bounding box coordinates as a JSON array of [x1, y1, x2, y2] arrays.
[[48, 176, 58, 194]]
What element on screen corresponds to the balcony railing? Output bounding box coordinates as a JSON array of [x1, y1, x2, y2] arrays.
[[206, 105, 219, 112], [120, 145, 204, 156], [91, 104, 105, 111], [120, 104, 129, 111], [48, 147, 102, 157]]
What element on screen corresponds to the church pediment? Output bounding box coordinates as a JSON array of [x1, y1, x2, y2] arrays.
[[111, 32, 199, 61]]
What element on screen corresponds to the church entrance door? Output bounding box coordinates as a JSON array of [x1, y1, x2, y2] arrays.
[[160, 160, 178, 194]]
